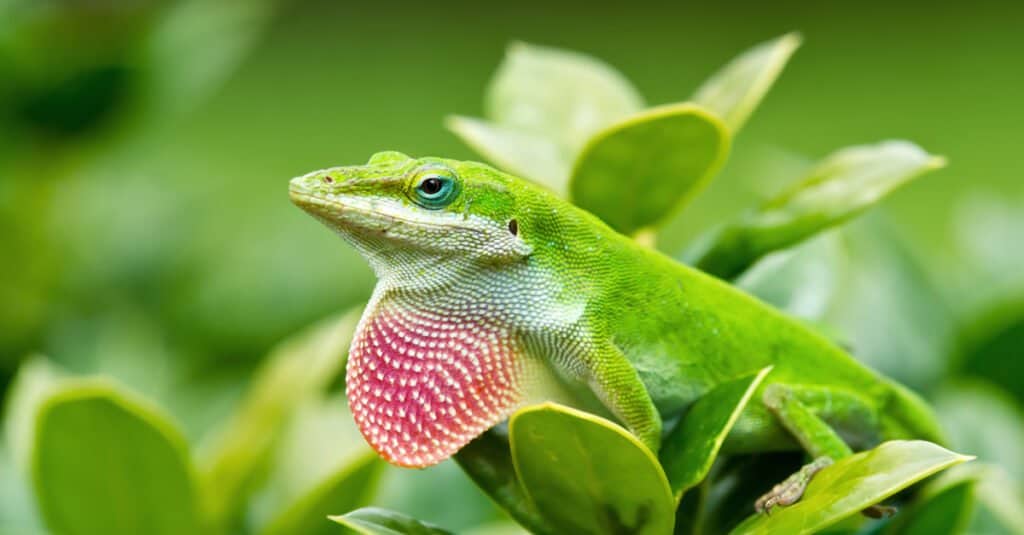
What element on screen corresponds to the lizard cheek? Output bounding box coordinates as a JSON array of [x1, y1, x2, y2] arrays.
[[346, 305, 523, 468]]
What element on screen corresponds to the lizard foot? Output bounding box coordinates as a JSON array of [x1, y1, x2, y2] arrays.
[[862, 504, 898, 518], [755, 456, 833, 514]]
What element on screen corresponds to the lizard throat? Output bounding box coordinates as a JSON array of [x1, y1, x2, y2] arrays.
[[346, 299, 523, 467]]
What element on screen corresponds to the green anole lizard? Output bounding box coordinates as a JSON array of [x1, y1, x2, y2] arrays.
[[289, 151, 944, 512]]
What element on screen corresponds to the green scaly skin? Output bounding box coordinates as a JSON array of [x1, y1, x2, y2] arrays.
[[288, 152, 944, 485]]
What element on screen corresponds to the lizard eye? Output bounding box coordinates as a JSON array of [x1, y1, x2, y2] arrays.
[[412, 172, 457, 208]]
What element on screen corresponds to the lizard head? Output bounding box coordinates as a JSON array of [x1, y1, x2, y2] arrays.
[[289, 151, 533, 289], [292, 152, 570, 467]]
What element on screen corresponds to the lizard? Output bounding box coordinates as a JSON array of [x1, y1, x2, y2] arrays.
[[288, 151, 944, 512]]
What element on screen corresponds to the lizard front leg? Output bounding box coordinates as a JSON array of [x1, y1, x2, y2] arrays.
[[585, 341, 663, 453]]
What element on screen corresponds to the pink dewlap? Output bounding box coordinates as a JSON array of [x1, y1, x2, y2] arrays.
[[346, 304, 521, 467]]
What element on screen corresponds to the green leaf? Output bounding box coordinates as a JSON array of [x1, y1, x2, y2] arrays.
[[510, 403, 674, 535], [740, 218, 956, 390], [3, 356, 63, 473], [454, 429, 554, 535], [445, 116, 569, 194], [452, 42, 644, 195], [0, 442, 46, 535], [692, 33, 802, 133], [253, 396, 385, 535], [199, 309, 361, 531], [935, 382, 1024, 483], [730, 441, 973, 535], [569, 103, 730, 235], [954, 304, 1024, 407], [142, 0, 278, 118], [697, 452, 807, 535], [330, 507, 454, 535], [660, 367, 771, 500], [486, 42, 644, 154], [737, 232, 847, 322], [32, 381, 203, 535], [694, 141, 945, 279], [967, 465, 1024, 535], [884, 478, 975, 535], [259, 452, 383, 535]]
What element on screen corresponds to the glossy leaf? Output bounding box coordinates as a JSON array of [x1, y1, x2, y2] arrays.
[[694, 141, 944, 279], [570, 103, 730, 235], [32, 381, 203, 535], [660, 367, 771, 499], [199, 309, 362, 530], [731, 440, 972, 535], [445, 116, 569, 194], [454, 429, 554, 535], [486, 41, 644, 154], [330, 507, 454, 535], [693, 33, 801, 133], [510, 403, 674, 535]]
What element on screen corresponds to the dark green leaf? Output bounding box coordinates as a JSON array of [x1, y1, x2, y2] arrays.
[[660, 367, 771, 499], [32, 381, 203, 535], [730, 441, 972, 535], [510, 403, 674, 535], [883, 479, 975, 535], [330, 507, 454, 535], [454, 429, 554, 535], [570, 103, 730, 235], [694, 141, 944, 279], [692, 33, 801, 133], [698, 452, 807, 535], [954, 305, 1024, 407]]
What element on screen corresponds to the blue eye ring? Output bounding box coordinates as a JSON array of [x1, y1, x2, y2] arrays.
[[412, 172, 458, 208]]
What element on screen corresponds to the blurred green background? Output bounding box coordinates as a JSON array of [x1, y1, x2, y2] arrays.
[[2, 1, 1023, 534]]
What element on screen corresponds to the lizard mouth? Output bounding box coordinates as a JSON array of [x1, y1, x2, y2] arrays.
[[289, 189, 486, 236], [346, 300, 524, 467]]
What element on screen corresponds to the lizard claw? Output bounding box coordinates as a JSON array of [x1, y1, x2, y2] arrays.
[[755, 456, 833, 514]]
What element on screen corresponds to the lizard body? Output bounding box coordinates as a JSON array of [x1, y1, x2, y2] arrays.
[[289, 151, 943, 472]]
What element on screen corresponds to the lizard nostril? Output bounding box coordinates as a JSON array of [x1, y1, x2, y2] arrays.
[[322, 175, 334, 184]]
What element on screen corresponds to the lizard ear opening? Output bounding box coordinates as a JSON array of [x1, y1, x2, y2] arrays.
[[346, 303, 525, 467], [507, 218, 519, 236]]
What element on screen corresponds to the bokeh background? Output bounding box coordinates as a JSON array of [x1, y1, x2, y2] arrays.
[[2, 1, 1023, 534]]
